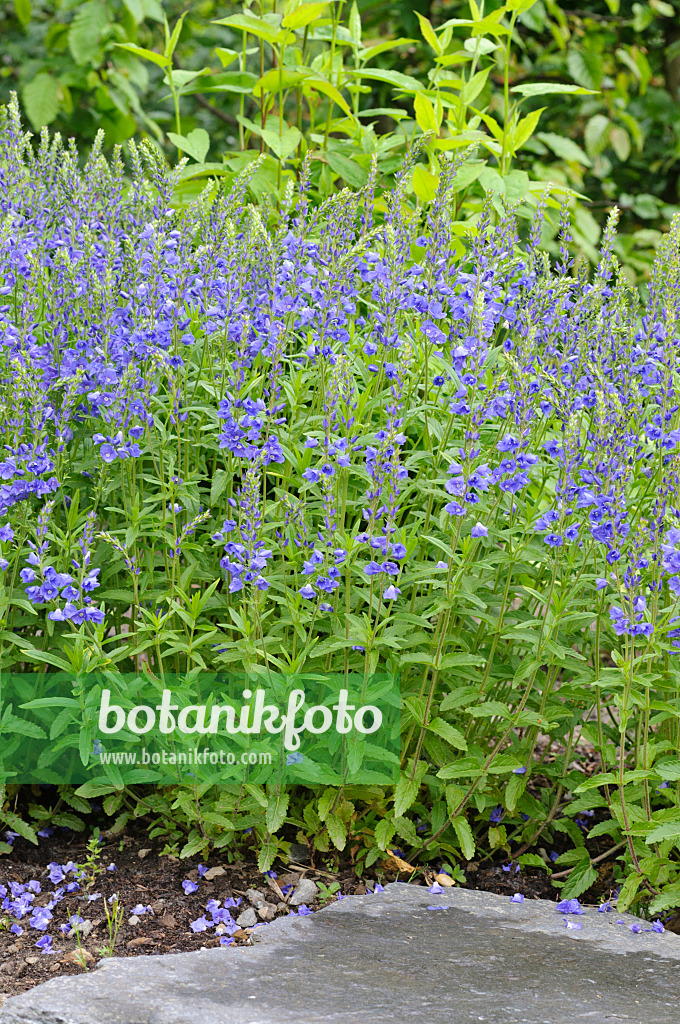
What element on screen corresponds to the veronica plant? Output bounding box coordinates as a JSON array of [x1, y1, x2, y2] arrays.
[[0, 94, 678, 916]]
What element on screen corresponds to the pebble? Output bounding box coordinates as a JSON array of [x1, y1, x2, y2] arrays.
[[245, 888, 266, 907], [127, 915, 140, 926], [257, 904, 276, 922], [137, 849, 152, 860], [236, 908, 257, 929], [289, 878, 317, 906]]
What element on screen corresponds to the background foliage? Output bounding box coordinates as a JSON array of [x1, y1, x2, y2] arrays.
[[1, 0, 680, 284]]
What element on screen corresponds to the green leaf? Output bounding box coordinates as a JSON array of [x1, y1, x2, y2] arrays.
[[511, 83, 598, 98], [412, 164, 439, 203], [567, 47, 604, 91], [645, 821, 680, 844], [257, 834, 278, 872], [415, 11, 441, 54], [237, 117, 301, 160], [374, 817, 396, 851], [536, 131, 592, 167], [513, 107, 544, 151], [68, 0, 108, 66], [452, 815, 475, 859], [3, 811, 38, 845], [654, 758, 680, 781], [167, 128, 210, 163], [393, 762, 427, 816], [213, 13, 284, 45], [282, 2, 329, 29], [427, 717, 467, 751], [584, 114, 611, 158], [14, 0, 32, 28], [265, 790, 289, 833], [164, 12, 187, 61], [517, 853, 551, 871], [560, 855, 597, 900], [326, 811, 348, 850], [122, 0, 144, 22], [609, 126, 631, 162], [115, 42, 169, 70], [616, 871, 643, 912], [22, 73, 60, 130], [346, 69, 424, 93], [325, 151, 367, 188], [649, 882, 680, 916], [348, 0, 361, 44]]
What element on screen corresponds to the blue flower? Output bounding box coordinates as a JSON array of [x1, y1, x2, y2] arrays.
[[556, 898, 584, 915]]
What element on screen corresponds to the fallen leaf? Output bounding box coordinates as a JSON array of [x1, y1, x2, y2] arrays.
[[204, 866, 226, 880], [382, 853, 417, 873], [126, 937, 155, 949], [63, 949, 94, 966]]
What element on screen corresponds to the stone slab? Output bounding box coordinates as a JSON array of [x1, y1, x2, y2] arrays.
[[2, 883, 680, 1024]]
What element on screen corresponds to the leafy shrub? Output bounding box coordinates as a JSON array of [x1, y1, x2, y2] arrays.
[[3, 0, 680, 286], [0, 94, 679, 914]]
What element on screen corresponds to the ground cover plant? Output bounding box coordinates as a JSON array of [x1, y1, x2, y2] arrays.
[[0, 90, 679, 937]]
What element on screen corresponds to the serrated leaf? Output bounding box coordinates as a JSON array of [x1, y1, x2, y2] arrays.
[[22, 74, 59, 130], [326, 811, 348, 850], [265, 790, 289, 833], [374, 817, 396, 851], [645, 821, 680, 844], [427, 717, 467, 751], [452, 815, 475, 859], [393, 762, 427, 817], [68, 0, 108, 66], [560, 857, 597, 900]]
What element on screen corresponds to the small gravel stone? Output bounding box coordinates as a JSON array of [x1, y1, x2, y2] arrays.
[[127, 915, 140, 926], [289, 878, 317, 906], [257, 904, 276, 922], [137, 849, 152, 860], [246, 889, 266, 908], [236, 908, 257, 929]]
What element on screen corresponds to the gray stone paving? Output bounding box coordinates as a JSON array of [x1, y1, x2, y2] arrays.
[[1, 882, 679, 1024]]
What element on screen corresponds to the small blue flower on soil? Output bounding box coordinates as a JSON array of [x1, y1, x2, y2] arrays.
[[190, 916, 212, 932], [182, 879, 198, 895]]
